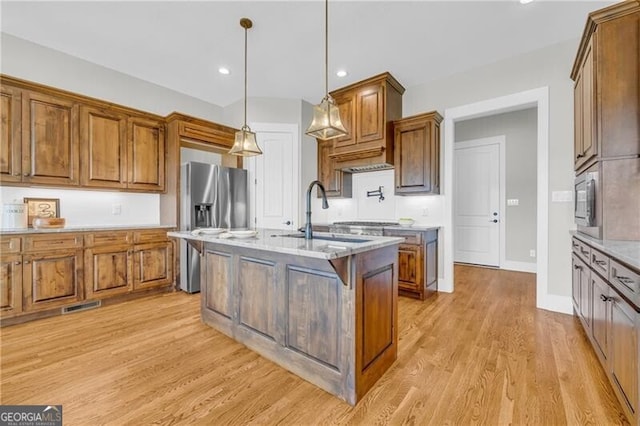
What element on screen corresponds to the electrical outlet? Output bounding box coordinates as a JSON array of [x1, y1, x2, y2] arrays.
[[112, 204, 122, 215], [529, 249, 536, 258]]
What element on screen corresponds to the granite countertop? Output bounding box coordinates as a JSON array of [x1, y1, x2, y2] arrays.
[[571, 231, 640, 271], [0, 224, 175, 235], [383, 225, 440, 232], [168, 229, 403, 260]]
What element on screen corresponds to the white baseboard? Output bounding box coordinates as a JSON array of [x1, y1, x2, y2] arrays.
[[437, 277, 453, 293], [501, 261, 537, 274], [537, 294, 573, 315]]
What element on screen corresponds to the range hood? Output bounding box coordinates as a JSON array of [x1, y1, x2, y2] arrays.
[[329, 144, 395, 173]]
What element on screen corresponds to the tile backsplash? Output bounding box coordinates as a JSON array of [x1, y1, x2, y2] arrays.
[[0, 187, 160, 229], [312, 169, 445, 225]]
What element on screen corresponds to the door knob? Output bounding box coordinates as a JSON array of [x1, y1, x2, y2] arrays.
[[283, 220, 292, 225], [489, 219, 498, 223]]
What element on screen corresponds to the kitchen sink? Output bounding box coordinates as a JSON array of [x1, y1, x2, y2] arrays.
[[279, 233, 372, 244]]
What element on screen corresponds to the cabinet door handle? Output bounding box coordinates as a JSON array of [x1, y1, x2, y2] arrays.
[[24, 260, 31, 264], [577, 153, 585, 159], [23, 172, 31, 177], [594, 259, 606, 266], [14, 261, 21, 265], [13, 172, 19, 177], [573, 264, 582, 270], [615, 275, 635, 286], [599, 294, 610, 302]]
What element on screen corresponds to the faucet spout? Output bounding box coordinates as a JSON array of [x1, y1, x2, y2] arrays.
[[305, 180, 329, 239]]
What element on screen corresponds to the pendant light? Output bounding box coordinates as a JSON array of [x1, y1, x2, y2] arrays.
[[229, 18, 262, 156], [305, 0, 348, 140]]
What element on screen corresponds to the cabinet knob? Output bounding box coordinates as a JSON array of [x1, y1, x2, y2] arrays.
[[24, 260, 31, 264], [573, 264, 582, 270], [13, 172, 19, 177], [23, 172, 30, 177], [14, 261, 21, 265], [576, 153, 585, 159]]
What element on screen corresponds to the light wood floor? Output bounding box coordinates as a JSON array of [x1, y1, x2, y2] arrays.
[[0, 265, 629, 425]]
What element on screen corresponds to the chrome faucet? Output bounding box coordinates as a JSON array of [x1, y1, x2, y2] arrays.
[[305, 180, 329, 239]]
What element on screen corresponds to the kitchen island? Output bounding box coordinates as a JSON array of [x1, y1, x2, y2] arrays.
[[168, 229, 402, 405]]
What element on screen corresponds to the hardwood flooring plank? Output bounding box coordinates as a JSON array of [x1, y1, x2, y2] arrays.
[[0, 264, 629, 425]]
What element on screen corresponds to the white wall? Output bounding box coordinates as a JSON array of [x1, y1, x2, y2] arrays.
[[0, 187, 159, 228], [405, 39, 577, 300], [455, 108, 538, 265], [0, 34, 224, 121]]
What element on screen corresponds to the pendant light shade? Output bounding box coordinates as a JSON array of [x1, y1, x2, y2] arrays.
[[305, 0, 348, 140], [229, 18, 262, 156]]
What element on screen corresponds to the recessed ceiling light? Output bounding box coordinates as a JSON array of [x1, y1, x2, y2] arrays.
[[519, 0, 534, 4], [218, 67, 230, 75], [336, 70, 348, 78]]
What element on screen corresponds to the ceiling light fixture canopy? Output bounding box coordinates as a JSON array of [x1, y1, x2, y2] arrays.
[[305, 0, 348, 140], [229, 17, 262, 157]]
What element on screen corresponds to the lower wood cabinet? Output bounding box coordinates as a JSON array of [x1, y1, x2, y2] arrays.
[[383, 228, 438, 300], [0, 254, 22, 317], [571, 235, 639, 425], [23, 249, 84, 312], [0, 228, 175, 324], [132, 242, 173, 290]]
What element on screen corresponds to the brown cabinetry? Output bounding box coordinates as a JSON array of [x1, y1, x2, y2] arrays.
[[570, 235, 640, 425], [21, 90, 80, 186], [84, 231, 132, 299], [127, 116, 165, 192], [317, 139, 352, 198], [80, 106, 128, 189], [393, 111, 442, 195], [571, 2, 640, 172], [0, 84, 22, 182], [324, 73, 404, 172], [383, 228, 438, 300], [0, 236, 22, 317], [0, 76, 167, 193], [0, 227, 174, 325]]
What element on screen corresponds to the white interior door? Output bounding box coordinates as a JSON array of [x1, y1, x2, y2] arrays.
[[248, 123, 299, 231], [454, 138, 502, 267]]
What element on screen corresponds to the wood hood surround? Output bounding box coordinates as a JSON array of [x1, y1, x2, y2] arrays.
[[325, 72, 405, 172]]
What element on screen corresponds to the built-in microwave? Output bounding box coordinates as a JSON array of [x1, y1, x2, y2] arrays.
[[575, 167, 601, 237]]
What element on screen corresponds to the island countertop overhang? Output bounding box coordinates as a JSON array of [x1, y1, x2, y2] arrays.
[[167, 228, 403, 260]]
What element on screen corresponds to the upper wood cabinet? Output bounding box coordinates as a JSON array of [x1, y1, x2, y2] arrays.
[[22, 90, 80, 186], [317, 139, 352, 198], [127, 116, 165, 192], [328, 73, 404, 170], [393, 111, 442, 195], [571, 2, 640, 172], [0, 84, 22, 182], [0, 76, 167, 193], [80, 106, 128, 188]]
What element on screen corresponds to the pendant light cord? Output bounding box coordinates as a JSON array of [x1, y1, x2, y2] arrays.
[[244, 23, 248, 128], [325, 0, 329, 99]]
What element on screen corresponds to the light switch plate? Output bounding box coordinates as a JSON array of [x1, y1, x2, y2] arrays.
[[507, 199, 519, 206]]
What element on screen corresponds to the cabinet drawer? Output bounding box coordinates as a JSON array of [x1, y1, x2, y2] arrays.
[[133, 229, 169, 244], [609, 259, 640, 309], [85, 232, 130, 247], [572, 238, 591, 263], [383, 229, 422, 245], [0, 237, 21, 253], [590, 248, 609, 278], [23, 234, 83, 252]]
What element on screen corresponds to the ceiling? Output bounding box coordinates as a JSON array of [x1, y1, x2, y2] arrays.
[[0, 1, 614, 107]]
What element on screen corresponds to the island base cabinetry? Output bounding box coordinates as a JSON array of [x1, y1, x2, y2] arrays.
[[200, 243, 398, 405]]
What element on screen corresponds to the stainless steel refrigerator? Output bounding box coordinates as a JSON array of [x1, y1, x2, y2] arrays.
[[180, 162, 249, 293]]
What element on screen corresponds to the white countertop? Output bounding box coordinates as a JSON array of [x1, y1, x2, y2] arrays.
[[168, 229, 403, 260], [0, 224, 174, 235], [571, 231, 640, 271]]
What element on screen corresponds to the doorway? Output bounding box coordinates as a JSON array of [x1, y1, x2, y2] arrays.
[[246, 123, 299, 231], [454, 137, 505, 267], [442, 87, 559, 312]]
